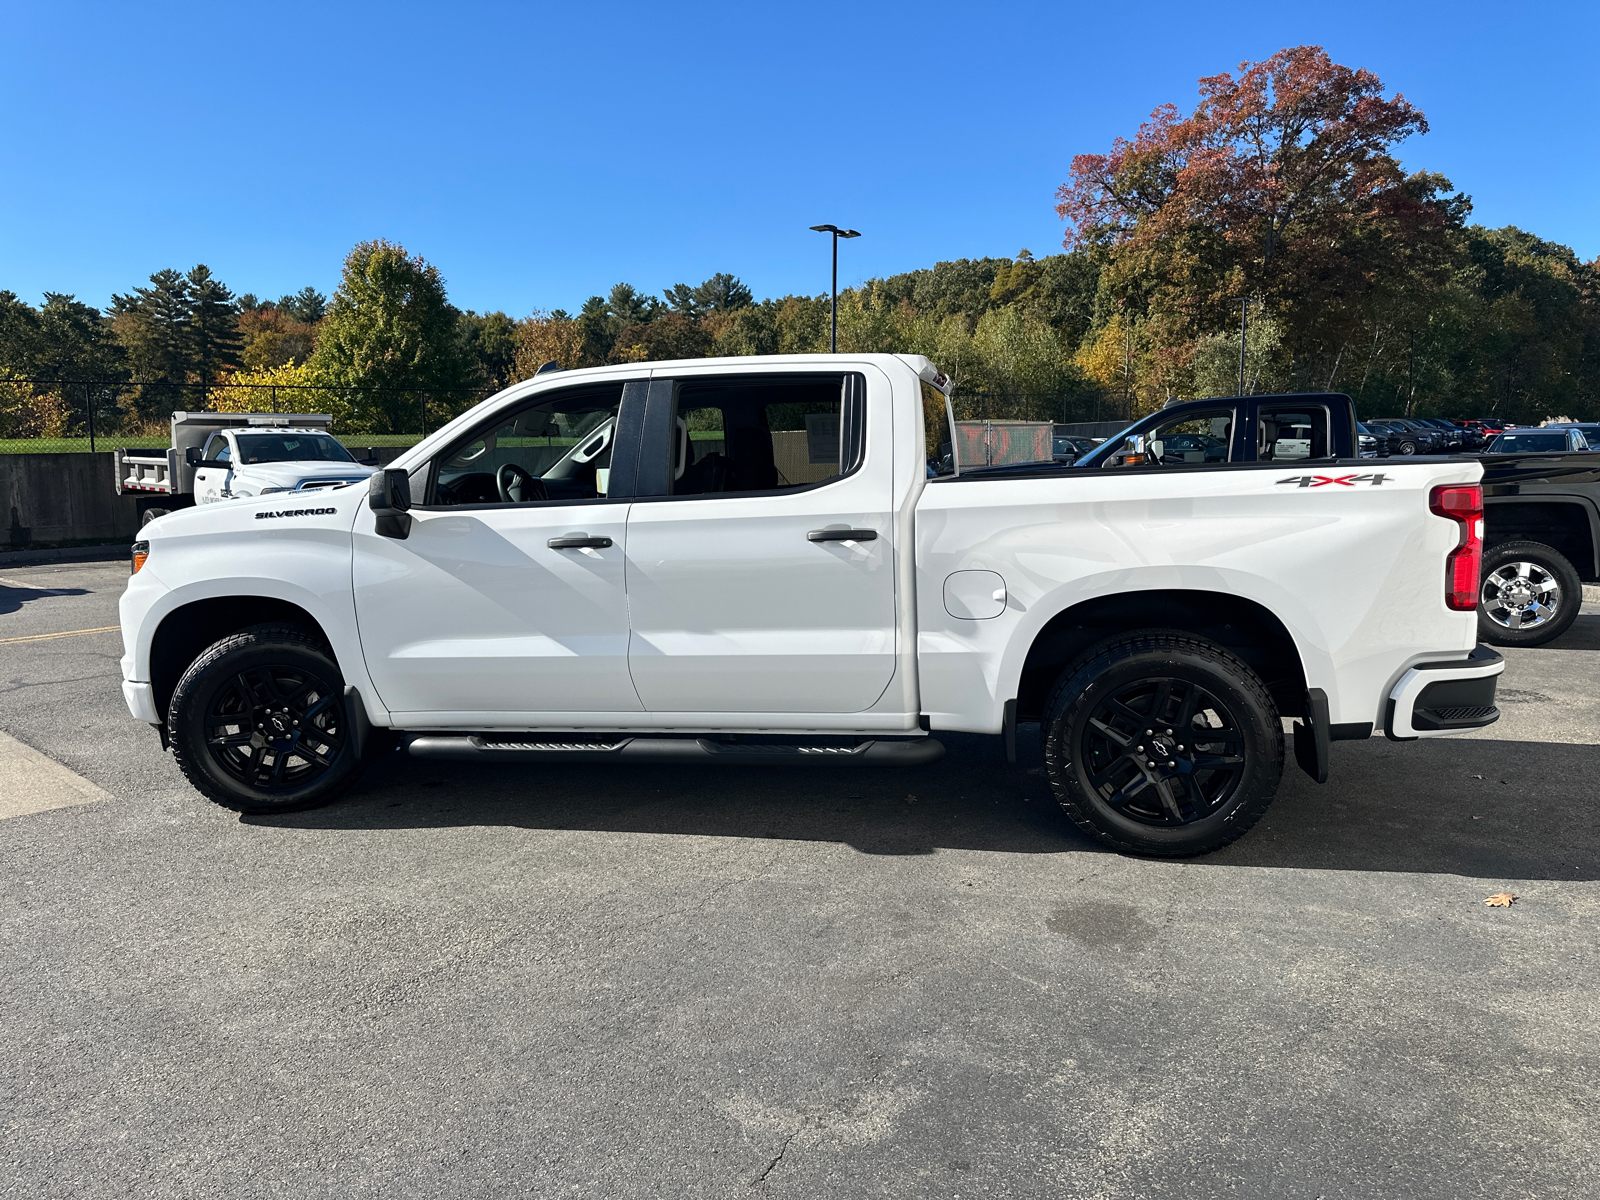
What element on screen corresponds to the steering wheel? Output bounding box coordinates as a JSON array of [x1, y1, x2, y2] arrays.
[[496, 462, 547, 504]]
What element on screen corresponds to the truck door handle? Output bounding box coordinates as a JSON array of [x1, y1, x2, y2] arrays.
[[807, 528, 878, 542], [547, 535, 613, 549]]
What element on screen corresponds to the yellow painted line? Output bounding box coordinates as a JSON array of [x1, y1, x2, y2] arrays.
[[0, 625, 121, 646]]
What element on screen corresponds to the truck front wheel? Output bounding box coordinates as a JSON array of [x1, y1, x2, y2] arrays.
[[168, 623, 366, 814], [1042, 632, 1283, 858]]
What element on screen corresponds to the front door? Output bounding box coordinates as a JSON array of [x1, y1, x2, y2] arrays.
[[352, 381, 642, 719], [192, 432, 231, 503], [622, 370, 898, 714]]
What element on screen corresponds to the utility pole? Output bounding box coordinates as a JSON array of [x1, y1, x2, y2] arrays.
[[809, 225, 860, 353], [1238, 296, 1250, 396], [1408, 329, 1416, 415]]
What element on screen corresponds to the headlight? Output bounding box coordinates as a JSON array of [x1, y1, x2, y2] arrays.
[[131, 540, 149, 574]]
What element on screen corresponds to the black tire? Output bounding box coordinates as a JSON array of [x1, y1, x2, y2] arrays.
[[1478, 540, 1582, 648], [1042, 631, 1284, 857], [1397, 440, 1418, 455], [168, 623, 366, 814], [141, 507, 170, 526]]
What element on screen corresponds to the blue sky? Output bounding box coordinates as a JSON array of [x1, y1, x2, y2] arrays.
[[2, 1, 1596, 315]]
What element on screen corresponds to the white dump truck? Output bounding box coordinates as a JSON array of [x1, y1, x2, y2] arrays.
[[114, 411, 377, 525]]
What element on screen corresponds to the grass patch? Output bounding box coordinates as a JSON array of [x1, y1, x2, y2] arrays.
[[0, 434, 427, 455]]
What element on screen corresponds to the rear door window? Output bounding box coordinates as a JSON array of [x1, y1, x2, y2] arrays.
[[669, 374, 861, 497]]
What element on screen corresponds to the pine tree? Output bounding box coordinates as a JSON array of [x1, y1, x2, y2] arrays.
[[186, 265, 242, 387]]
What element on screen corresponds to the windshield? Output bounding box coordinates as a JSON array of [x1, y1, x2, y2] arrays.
[[1487, 433, 1568, 454], [233, 433, 355, 464]]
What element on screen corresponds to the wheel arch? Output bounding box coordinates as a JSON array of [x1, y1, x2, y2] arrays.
[[1483, 496, 1599, 581], [1014, 589, 1309, 722], [150, 596, 333, 724]]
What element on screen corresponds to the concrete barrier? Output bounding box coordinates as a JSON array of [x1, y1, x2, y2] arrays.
[[3, 453, 140, 548], [2, 446, 409, 549]]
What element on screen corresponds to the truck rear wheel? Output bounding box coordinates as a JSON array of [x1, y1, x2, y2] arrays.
[[168, 623, 366, 814], [1042, 632, 1283, 858], [1478, 540, 1582, 647]]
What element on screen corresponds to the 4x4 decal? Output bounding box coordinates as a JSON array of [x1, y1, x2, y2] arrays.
[[1277, 473, 1389, 488]]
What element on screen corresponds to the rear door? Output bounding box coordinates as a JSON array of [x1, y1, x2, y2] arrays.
[[621, 368, 897, 713]]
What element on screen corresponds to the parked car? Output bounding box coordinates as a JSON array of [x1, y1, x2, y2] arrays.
[[1366, 420, 1441, 456], [1475, 433, 1600, 646], [1414, 418, 1466, 450], [1483, 429, 1590, 455], [1539, 422, 1600, 448], [1355, 423, 1387, 458], [1380, 418, 1453, 454], [1051, 432, 1099, 462], [121, 362, 1501, 859]]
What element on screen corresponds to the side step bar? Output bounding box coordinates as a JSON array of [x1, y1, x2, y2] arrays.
[[405, 734, 945, 767]]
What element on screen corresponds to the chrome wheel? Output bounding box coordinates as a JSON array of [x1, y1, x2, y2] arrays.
[[1481, 561, 1561, 631]]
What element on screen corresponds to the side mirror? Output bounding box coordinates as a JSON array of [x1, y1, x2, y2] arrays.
[[185, 446, 203, 466], [1106, 434, 1146, 467], [368, 468, 412, 512], [368, 469, 413, 539]]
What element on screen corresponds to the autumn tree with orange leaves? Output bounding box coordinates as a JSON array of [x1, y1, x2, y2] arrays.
[[1057, 46, 1470, 393]]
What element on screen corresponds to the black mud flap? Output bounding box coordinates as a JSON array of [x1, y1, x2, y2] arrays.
[[1293, 687, 1330, 784]]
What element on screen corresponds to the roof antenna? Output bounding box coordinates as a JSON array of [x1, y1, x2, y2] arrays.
[[535, 361, 564, 376]]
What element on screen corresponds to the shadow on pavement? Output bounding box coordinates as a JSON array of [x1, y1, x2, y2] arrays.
[[0, 583, 89, 616], [1523, 611, 1600, 651], [255, 726, 1600, 880]]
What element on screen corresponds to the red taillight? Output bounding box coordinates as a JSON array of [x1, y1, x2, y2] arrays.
[[1430, 484, 1483, 611]]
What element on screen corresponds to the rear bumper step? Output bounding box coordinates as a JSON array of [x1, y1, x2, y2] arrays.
[[405, 734, 945, 766]]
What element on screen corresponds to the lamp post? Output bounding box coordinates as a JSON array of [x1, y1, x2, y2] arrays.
[[809, 224, 860, 353], [1237, 296, 1250, 396]]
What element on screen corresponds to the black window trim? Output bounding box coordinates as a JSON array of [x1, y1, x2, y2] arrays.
[[412, 377, 647, 510], [625, 370, 868, 504]]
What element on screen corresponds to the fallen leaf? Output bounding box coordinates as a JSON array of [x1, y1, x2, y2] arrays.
[[1484, 893, 1517, 907]]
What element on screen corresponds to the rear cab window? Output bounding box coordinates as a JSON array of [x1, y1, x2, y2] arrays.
[[1257, 404, 1332, 461], [663, 373, 863, 498]]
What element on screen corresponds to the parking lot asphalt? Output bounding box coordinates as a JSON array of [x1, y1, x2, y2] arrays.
[[2, 560, 1597, 1200]]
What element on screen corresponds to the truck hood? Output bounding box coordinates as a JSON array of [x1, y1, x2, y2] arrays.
[[142, 472, 370, 540], [231, 460, 378, 491]]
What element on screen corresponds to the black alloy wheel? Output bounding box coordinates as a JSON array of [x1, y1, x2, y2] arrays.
[[169, 623, 367, 813], [1043, 632, 1283, 857]]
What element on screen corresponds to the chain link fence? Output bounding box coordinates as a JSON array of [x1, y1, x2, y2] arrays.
[[948, 390, 1136, 426], [0, 379, 497, 454]]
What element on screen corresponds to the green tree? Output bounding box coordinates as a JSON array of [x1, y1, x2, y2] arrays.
[[310, 240, 475, 432], [186, 265, 242, 387], [458, 309, 520, 391], [279, 287, 327, 323], [110, 268, 194, 419]]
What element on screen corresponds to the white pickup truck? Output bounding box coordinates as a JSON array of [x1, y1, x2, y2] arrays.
[[119, 354, 1502, 856], [114, 411, 376, 524]]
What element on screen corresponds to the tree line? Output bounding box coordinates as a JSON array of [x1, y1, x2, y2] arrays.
[[3, 44, 1596, 439]]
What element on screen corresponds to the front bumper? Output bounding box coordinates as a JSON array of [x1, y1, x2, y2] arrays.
[[1385, 645, 1504, 741], [123, 680, 159, 724]]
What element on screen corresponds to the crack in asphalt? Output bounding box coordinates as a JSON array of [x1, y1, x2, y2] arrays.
[[749, 1124, 801, 1187]]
